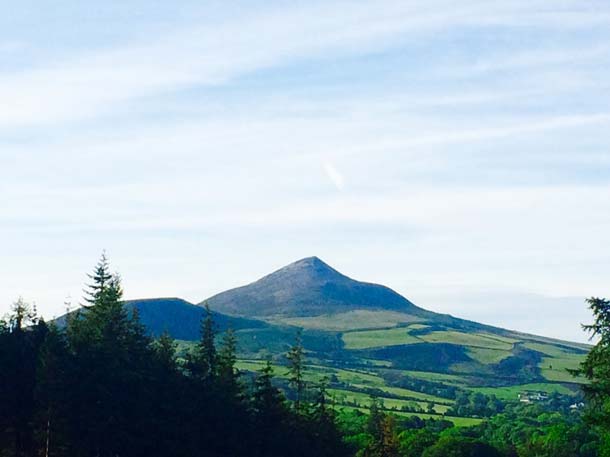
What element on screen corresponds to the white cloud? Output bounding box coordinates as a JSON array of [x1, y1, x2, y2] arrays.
[[323, 162, 346, 191]]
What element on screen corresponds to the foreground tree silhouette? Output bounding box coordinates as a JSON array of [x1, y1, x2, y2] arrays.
[[576, 297, 610, 455], [0, 254, 352, 457], [0, 298, 45, 457], [218, 327, 241, 400], [67, 254, 155, 457], [188, 303, 217, 382], [252, 360, 289, 457]]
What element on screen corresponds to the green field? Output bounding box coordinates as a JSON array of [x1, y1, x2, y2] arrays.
[[328, 388, 451, 414], [276, 310, 422, 331], [236, 361, 463, 421], [236, 360, 385, 387], [539, 354, 585, 383], [470, 383, 576, 400], [374, 386, 454, 405], [228, 304, 589, 430], [466, 347, 512, 364], [419, 331, 514, 350], [402, 370, 472, 386], [343, 327, 422, 349], [523, 341, 575, 357]]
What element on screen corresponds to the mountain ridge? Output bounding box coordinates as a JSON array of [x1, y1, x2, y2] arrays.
[[202, 256, 432, 319]]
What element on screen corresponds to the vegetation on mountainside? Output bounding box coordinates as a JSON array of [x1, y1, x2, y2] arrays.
[[2, 256, 607, 456]]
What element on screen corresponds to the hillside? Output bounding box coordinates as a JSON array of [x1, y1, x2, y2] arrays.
[[82, 257, 590, 421], [196, 257, 589, 407], [40, 254, 596, 439], [123, 297, 268, 340]]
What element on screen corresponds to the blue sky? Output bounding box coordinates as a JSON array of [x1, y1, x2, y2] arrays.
[[1, 0, 609, 342]]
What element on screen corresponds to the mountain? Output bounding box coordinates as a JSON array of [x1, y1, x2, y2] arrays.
[[203, 256, 432, 319], [56, 297, 268, 341], [57, 257, 590, 409], [197, 256, 589, 393]]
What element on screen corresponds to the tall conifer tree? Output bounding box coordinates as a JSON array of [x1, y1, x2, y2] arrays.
[[191, 303, 217, 381], [287, 329, 306, 413]]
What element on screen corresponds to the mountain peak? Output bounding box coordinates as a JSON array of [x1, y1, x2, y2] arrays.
[[203, 257, 426, 318], [294, 255, 324, 265], [287, 256, 331, 269], [274, 256, 344, 281]]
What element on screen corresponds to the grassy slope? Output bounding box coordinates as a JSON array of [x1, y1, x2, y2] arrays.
[[336, 322, 586, 385], [343, 327, 422, 349], [230, 308, 587, 402], [235, 360, 478, 426], [274, 310, 422, 331], [466, 347, 513, 364], [419, 331, 515, 350], [182, 304, 589, 427]]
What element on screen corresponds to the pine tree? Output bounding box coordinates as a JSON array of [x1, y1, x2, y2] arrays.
[[218, 327, 241, 399], [311, 377, 331, 421], [287, 329, 306, 413], [190, 304, 217, 381], [66, 254, 154, 457], [253, 360, 284, 413], [576, 297, 610, 439], [252, 360, 288, 457], [367, 397, 384, 437], [35, 324, 71, 457], [154, 331, 177, 371], [309, 377, 346, 456], [83, 252, 112, 307]]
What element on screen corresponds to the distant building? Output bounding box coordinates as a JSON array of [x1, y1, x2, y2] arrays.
[[518, 392, 549, 403], [569, 402, 585, 410]]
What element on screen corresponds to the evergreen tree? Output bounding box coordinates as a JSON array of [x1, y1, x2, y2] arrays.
[[367, 397, 384, 437], [287, 329, 306, 413], [82, 252, 113, 307], [576, 297, 610, 449], [66, 254, 154, 457], [252, 360, 288, 457], [149, 332, 183, 457], [190, 303, 217, 381], [154, 330, 177, 371], [218, 327, 241, 399], [309, 377, 348, 456], [34, 324, 71, 457]]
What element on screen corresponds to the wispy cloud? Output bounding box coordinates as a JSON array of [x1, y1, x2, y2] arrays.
[[1, 0, 609, 128], [323, 162, 346, 191], [1, 0, 609, 341]]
